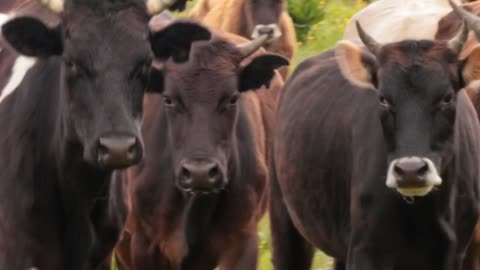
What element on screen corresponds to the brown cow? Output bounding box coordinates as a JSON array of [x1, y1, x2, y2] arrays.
[[189, 0, 296, 79], [110, 21, 288, 270]]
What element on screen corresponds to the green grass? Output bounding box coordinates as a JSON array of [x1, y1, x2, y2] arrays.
[[113, 1, 367, 270]]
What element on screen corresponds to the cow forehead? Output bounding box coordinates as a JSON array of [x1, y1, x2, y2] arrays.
[[63, 13, 150, 63], [166, 67, 238, 101], [379, 60, 453, 100]]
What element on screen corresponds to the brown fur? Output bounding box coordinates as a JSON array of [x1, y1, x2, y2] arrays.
[[112, 30, 283, 270], [188, 0, 296, 79]]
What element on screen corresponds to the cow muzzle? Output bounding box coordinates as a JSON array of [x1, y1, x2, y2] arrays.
[[251, 24, 282, 41], [96, 135, 143, 169], [385, 156, 442, 197], [177, 159, 227, 194]]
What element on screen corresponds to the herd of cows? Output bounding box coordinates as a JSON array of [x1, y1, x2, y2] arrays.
[[3, 0, 480, 269]]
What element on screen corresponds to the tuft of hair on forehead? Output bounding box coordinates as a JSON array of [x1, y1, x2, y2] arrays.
[[185, 38, 243, 71], [64, 0, 147, 15], [379, 40, 458, 67]]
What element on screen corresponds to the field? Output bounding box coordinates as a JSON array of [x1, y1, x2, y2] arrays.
[[113, 1, 367, 270]]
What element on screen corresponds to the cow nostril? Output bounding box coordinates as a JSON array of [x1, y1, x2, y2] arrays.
[[208, 166, 220, 179], [417, 162, 429, 176], [393, 164, 404, 176], [181, 167, 191, 179]]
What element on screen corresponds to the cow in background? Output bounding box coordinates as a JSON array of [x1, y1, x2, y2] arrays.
[[189, 0, 296, 79], [344, 0, 463, 43], [110, 20, 287, 270]]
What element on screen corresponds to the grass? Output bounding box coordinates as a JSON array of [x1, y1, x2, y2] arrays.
[[113, 1, 367, 270]]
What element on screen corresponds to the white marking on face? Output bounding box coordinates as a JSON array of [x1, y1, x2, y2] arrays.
[[251, 24, 282, 41], [0, 56, 37, 103], [385, 156, 442, 197]]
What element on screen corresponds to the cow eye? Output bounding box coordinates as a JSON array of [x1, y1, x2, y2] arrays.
[[163, 96, 174, 106], [229, 95, 239, 105], [379, 95, 392, 108], [441, 93, 453, 104]]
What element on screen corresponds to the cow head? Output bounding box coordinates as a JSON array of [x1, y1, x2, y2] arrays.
[[1, 0, 174, 169], [244, 0, 284, 42], [335, 2, 480, 197], [149, 22, 288, 193]]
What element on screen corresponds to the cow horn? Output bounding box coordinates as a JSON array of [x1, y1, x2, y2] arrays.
[[449, 0, 480, 40], [40, 0, 64, 13], [237, 34, 269, 59], [355, 21, 381, 56], [448, 21, 468, 54], [146, 0, 175, 15]]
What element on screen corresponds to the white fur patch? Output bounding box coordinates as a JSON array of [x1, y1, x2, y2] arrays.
[[344, 0, 462, 44], [0, 56, 37, 103], [385, 156, 442, 197], [251, 24, 282, 42], [0, 13, 10, 53]]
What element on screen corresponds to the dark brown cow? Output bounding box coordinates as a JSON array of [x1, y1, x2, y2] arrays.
[[0, 0, 182, 269], [270, 12, 480, 270], [110, 21, 287, 270]]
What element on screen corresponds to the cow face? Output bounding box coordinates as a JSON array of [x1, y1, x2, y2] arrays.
[[149, 22, 288, 193], [244, 0, 284, 41], [1, 0, 170, 169], [335, 22, 480, 197]]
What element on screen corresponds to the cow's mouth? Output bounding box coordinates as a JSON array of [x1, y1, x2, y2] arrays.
[[395, 186, 434, 197]]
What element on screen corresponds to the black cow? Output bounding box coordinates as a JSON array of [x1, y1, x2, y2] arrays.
[[270, 10, 480, 270], [0, 0, 182, 269]]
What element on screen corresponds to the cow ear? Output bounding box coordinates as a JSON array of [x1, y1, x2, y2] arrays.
[[149, 22, 211, 62], [462, 44, 480, 84], [146, 61, 164, 93], [2, 17, 63, 57], [336, 40, 377, 90], [238, 54, 289, 92]]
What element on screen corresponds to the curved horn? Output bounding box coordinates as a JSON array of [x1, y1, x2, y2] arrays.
[[40, 0, 64, 13], [355, 21, 382, 55], [448, 21, 468, 54], [146, 0, 176, 15], [236, 34, 269, 59], [449, 0, 480, 40]]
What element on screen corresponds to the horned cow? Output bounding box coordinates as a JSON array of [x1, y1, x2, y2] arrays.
[[189, 0, 296, 79], [110, 20, 288, 270]]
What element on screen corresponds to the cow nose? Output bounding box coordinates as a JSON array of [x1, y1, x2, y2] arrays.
[[393, 157, 429, 186], [178, 160, 225, 193], [257, 26, 275, 36], [97, 136, 141, 168]]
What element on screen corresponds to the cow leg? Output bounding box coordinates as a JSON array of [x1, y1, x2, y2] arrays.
[[218, 233, 258, 270], [269, 160, 315, 270]]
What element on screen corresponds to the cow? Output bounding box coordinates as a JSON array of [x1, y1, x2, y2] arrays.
[[109, 20, 288, 270], [343, 0, 463, 44], [269, 8, 480, 270], [0, 0, 187, 269], [188, 0, 296, 79]]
